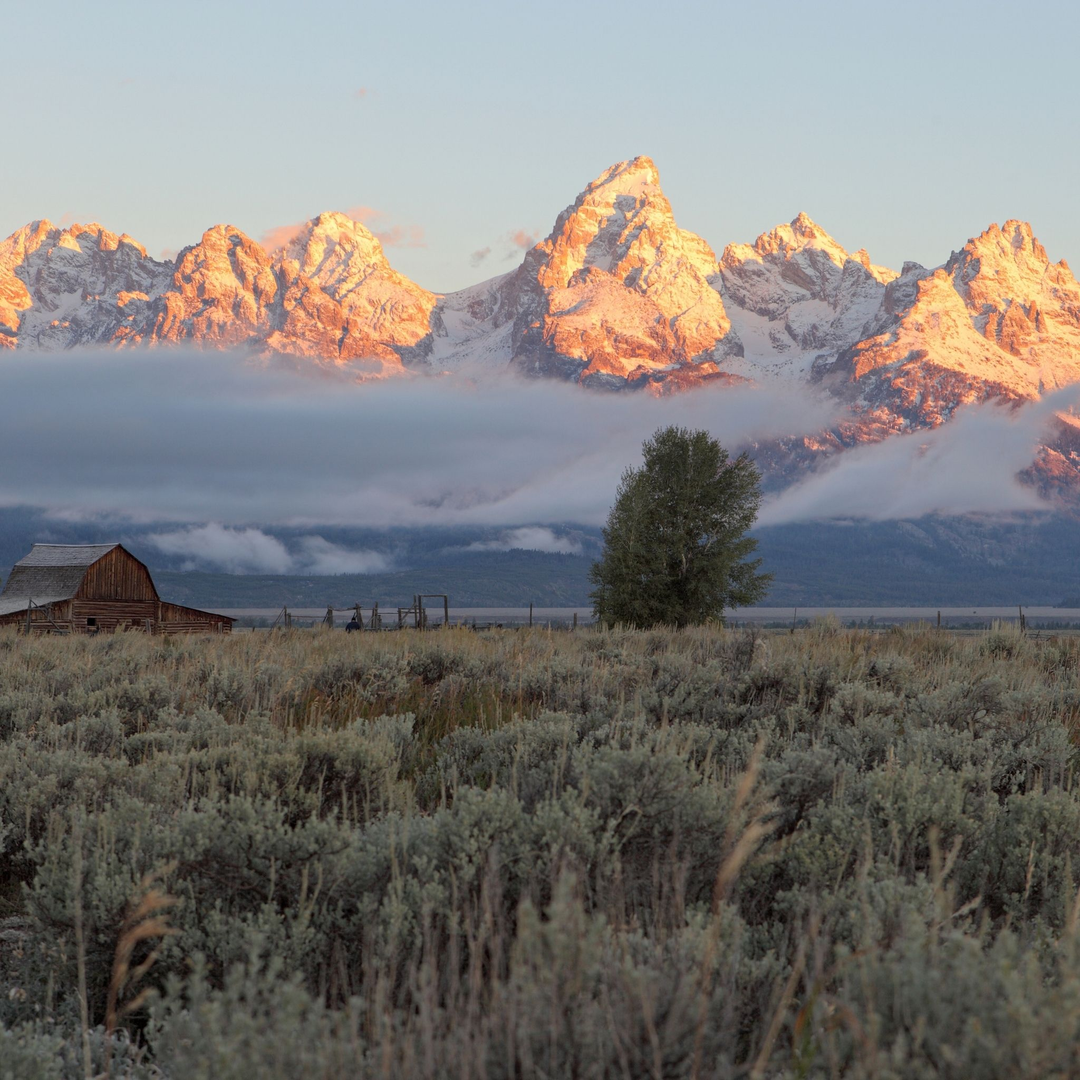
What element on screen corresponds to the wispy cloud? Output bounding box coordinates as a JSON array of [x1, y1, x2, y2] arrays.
[[501, 229, 539, 260], [0, 349, 836, 529], [462, 527, 583, 555], [296, 535, 390, 574], [347, 208, 425, 248], [145, 523, 390, 575], [371, 223, 425, 249], [757, 391, 1080, 525], [147, 524, 292, 573], [353, 87, 370, 100], [262, 206, 425, 254], [260, 222, 307, 252], [470, 246, 491, 267]]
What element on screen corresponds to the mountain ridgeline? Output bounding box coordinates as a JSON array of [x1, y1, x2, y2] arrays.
[[6, 155, 1080, 500]]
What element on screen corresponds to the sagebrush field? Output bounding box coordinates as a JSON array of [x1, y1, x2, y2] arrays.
[[2, 621, 1080, 1078]]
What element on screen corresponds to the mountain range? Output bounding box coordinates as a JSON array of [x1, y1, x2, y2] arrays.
[[5, 155, 1080, 500]]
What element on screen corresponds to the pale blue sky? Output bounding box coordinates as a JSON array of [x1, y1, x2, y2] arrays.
[[4, 0, 1078, 292]]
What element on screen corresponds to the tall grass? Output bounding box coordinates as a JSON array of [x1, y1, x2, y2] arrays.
[[2, 621, 1080, 1076]]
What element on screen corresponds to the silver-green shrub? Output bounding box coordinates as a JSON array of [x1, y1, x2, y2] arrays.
[[3, 623, 1080, 1076]]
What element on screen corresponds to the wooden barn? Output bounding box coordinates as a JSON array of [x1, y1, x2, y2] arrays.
[[0, 544, 234, 635]]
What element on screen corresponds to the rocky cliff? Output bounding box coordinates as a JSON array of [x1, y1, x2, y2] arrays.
[[6, 160, 1080, 499]]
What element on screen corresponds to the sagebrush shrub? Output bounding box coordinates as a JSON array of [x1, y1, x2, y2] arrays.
[[3, 623, 1080, 1076]]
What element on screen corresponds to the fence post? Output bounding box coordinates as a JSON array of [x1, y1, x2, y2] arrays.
[[529, 602, 533, 628]]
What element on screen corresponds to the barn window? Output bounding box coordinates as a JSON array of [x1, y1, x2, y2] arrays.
[[86, 617, 96, 628]]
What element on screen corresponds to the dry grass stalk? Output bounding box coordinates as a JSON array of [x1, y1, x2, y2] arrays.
[[691, 738, 776, 1079], [71, 814, 93, 1080], [104, 862, 179, 1037]]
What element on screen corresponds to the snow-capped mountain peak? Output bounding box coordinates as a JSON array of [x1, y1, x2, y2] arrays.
[[816, 218, 1080, 429], [486, 155, 738, 387], [279, 212, 390, 286], [716, 213, 896, 380], [8, 162, 1080, 501], [0, 218, 171, 351]]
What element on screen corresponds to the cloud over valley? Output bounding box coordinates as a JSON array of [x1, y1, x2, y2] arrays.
[[0, 350, 831, 534], [0, 350, 1071, 560]]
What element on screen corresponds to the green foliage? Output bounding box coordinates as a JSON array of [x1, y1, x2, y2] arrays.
[[4, 623, 1080, 1075], [590, 426, 771, 627]]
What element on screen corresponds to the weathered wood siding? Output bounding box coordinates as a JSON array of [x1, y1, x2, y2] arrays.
[[0, 600, 73, 633], [77, 548, 158, 602], [72, 598, 157, 633], [0, 547, 233, 635], [158, 601, 232, 634]]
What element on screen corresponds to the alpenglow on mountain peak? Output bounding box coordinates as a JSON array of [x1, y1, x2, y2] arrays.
[[3, 157, 1080, 415], [7, 160, 1080, 503]]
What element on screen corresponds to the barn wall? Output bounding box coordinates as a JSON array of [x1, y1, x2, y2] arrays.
[[78, 549, 158, 602], [158, 601, 232, 635], [0, 548, 233, 634], [0, 601, 73, 633], [71, 599, 157, 633]]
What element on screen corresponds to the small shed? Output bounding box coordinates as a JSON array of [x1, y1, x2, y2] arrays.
[[0, 543, 234, 635]]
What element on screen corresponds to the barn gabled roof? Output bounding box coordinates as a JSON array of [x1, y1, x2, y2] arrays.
[[0, 543, 123, 616]]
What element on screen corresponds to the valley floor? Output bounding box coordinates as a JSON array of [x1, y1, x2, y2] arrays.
[[2, 622, 1079, 1077]]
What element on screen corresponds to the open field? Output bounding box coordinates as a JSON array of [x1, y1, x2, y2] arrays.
[[222, 606, 1080, 630], [3, 622, 1080, 1077]]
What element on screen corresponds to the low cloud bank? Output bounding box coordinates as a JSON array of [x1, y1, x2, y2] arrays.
[[759, 390, 1080, 525], [0, 350, 832, 528], [146, 524, 391, 575], [6, 349, 1068, 534], [462, 527, 584, 555]]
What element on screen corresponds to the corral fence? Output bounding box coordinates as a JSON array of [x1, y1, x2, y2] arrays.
[[266, 598, 585, 632]]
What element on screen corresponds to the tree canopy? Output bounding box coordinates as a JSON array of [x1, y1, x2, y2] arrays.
[[589, 426, 770, 627]]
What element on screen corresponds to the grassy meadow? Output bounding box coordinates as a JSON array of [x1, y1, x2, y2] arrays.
[[2, 621, 1080, 1077]]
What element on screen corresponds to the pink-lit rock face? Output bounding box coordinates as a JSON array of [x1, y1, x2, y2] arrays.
[[495, 156, 740, 386], [0, 220, 169, 350], [6, 164, 1080, 406], [718, 212, 896, 357], [0, 213, 437, 374], [7, 160, 1080, 496], [816, 221, 1080, 430]]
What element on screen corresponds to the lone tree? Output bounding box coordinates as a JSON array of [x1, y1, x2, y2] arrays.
[[590, 426, 770, 627]]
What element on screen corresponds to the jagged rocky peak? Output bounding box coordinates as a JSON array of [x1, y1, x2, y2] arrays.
[[156, 223, 280, 344], [815, 218, 1080, 432], [277, 211, 391, 284], [0, 218, 171, 350], [715, 213, 897, 363], [148, 245, 263, 347], [272, 211, 436, 346], [535, 155, 720, 291], [939, 220, 1080, 374], [719, 212, 896, 320], [503, 155, 738, 385], [0, 221, 54, 343], [949, 221, 1079, 311], [175, 224, 277, 293]]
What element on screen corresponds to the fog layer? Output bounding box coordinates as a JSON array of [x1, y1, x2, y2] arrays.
[[1, 351, 831, 527]]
